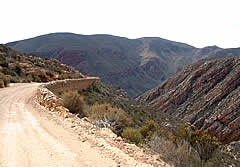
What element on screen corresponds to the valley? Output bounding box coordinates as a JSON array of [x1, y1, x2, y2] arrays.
[[8, 33, 225, 97], [1, 34, 240, 166]]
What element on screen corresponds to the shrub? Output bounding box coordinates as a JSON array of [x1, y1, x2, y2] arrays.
[[2, 67, 16, 76], [176, 124, 220, 162], [0, 61, 8, 68], [122, 128, 143, 144], [3, 76, 9, 87], [15, 65, 22, 75], [9, 76, 19, 83], [139, 120, 158, 139], [39, 72, 48, 82], [0, 73, 9, 87], [22, 74, 34, 83], [32, 74, 41, 82], [0, 55, 6, 61], [62, 91, 86, 117], [88, 104, 132, 135], [148, 134, 200, 167], [189, 130, 220, 162], [0, 80, 4, 88], [46, 71, 54, 78], [176, 124, 191, 140]]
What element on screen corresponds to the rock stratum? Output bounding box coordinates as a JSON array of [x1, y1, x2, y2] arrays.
[[7, 33, 222, 96], [137, 57, 240, 144]]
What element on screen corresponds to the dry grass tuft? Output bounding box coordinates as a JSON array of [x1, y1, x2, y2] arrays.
[[62, 91, 86, 117], [88, 104, 132, 135]]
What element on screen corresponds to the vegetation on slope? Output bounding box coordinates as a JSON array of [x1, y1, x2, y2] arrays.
[[0, 44, 84, 87], [77, 81, 183, 127], [148, 124, 240, 167]]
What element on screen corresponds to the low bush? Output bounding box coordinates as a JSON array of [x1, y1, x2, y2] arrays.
[[46, 71, 54, 78], [146, 123, 228, 166], [139, 120, 158, 139], [15, 65, 22, 75], [0, 61, 8, 68], [2, 67, 16, 76], [0, 80, 4, 88], [0, 73, 9, 87], [22, 74, 34, 83], [39, 72, 48, 82], [176, 124, 220, 162], [62, 91, 86, 117], [9, 76, 19, 83], [88, 104, 132, 135], [190, 130, 220, 162], [3, 77, 9, 87], [0, 55, 6, 61], [32, 74, 41, 82], [148, 134, 200, 167], [122, 128, 143, 145]]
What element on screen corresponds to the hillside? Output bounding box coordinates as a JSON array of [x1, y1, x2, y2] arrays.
[[0, 44, 84, 86], [7, 33, 220, 97], [137, 57, 240, 144], [192, 45, 222, 62], [198, 47, 240, 62], [75, 81, 182, 128]]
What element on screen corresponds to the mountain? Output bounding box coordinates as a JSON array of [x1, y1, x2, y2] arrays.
[[198, 47, 240, 62], [7, 33, 220, 97], [192, 45, 222, 62], [137, 57, 240, 144], [0, 44, 84, 86]]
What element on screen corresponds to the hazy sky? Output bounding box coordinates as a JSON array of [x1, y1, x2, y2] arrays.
[[1, 0, 239, 48]]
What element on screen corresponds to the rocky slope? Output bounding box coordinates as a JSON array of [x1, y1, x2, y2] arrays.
[[0, 44, 84, 86], [7, 33, 220, 97], [137, 57, 240, 144]]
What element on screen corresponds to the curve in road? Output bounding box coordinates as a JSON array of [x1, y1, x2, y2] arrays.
[[0, 83, 117, 167]]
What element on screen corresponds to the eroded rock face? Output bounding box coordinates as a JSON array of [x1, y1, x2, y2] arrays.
[[137, 57, 240, 144]]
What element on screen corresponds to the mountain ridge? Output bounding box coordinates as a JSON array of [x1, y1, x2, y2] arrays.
[[8, 33, 224, 97]]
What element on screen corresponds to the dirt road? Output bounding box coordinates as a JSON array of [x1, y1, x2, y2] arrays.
[[0, 83, 170, 167], [0, 83, 120, 167]]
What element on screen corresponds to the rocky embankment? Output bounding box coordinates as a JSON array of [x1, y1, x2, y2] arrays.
[[37, 77, 99, 116], [137, 57, 240, 144], [35, 79, 170, 166]]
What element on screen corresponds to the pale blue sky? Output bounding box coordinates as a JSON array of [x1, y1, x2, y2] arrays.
[[1, 0, 239, 48]]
